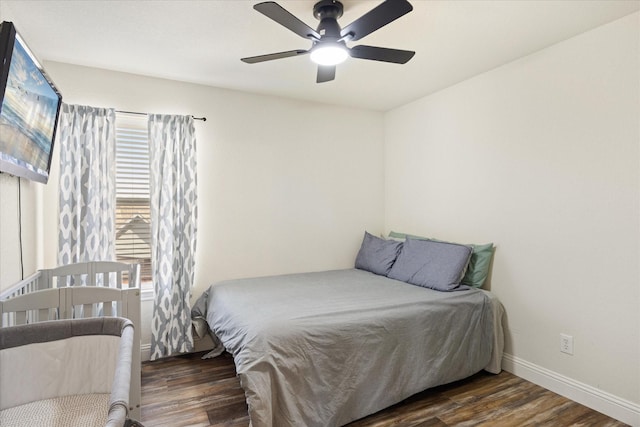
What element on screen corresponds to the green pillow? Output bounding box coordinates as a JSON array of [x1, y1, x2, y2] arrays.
[[388, 231, 494, 288]]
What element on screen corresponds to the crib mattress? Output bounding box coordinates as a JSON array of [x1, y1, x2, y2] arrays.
[[0, 393, 110, 427]]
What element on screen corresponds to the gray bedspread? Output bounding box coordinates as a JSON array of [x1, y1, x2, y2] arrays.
[[200, 269, 503, 427]]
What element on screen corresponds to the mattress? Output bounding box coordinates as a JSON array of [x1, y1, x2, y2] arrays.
[[201, 268, 504, 427], [0, 394, 110, 427]]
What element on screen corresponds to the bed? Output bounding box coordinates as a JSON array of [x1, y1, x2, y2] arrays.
[[196, 256, 504, 427], [0, 261, 143, 425]]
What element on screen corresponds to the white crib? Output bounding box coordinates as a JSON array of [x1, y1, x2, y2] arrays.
[[0, 262, 142, 425]]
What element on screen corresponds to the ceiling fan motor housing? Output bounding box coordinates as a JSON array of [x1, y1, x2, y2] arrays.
[[313, 0, 344, 40]]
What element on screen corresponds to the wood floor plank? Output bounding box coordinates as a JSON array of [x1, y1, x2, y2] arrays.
[[347, 392, 458, 427], [141, 352, 629, 427]]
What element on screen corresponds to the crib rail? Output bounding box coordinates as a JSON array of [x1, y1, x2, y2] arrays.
[[0, 288, 61, 325], [0, 262, 140, 300], [0, 271, 41, 300], [39, 261, 141, 289], [0, 287, 138, 327], [0, 262, 141, 327]]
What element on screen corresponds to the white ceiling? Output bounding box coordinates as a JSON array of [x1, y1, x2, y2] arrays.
[[1, 1, 638, 111]]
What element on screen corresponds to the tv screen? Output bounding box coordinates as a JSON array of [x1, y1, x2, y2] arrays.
[[0, 21, 62, 184]]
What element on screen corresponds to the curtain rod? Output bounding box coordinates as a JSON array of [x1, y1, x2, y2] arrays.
[[116, 109, 207, 121]]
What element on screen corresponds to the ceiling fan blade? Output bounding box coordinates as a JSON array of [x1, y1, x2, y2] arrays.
[[340, 0, 413, 42], [317, 65, 336, 83], [241, 49, 309, 64], [349, 45, 415, 64], [254, 2, 320, 40]]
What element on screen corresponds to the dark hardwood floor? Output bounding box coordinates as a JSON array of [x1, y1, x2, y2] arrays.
[[141, 351, 627, 427]]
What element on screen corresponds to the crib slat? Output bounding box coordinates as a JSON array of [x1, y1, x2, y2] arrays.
[[16, 311, 26, 325], [38, 308, 50, 321], [83, 304, 93, 317], [103, 302, 113, 316]]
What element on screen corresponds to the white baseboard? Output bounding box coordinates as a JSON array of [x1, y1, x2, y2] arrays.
[[502, 353, 640, 426], [140, 337, 212, 363], [141, 343, 151, 362]]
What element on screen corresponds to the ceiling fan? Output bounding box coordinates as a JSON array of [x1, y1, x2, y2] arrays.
[[241, 0, 415, 83]]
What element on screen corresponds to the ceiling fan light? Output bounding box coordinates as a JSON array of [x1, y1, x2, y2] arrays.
[[310, 44, 348, 66]]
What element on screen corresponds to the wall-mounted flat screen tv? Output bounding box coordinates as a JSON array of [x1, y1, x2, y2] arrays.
[[0, 21, 62, 184]]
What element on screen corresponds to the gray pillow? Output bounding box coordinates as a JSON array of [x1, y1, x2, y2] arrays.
[[388, 231, 494, 288], [355, 231, 403, 276], [387, 238, 472, 291]]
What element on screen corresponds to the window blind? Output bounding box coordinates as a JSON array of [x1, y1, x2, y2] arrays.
[[115, 113, 152, 283]]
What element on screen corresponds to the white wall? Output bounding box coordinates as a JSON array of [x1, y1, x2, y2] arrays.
[[35, 62, 385, 355], [384, 12, 639, 421], [0, 174, 39, 292]]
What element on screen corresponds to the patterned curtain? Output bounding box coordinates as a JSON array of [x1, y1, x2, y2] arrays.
[[148, 114, 198, 360], [58, 104, 116, 266]]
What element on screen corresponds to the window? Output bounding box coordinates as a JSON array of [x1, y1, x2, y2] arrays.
[[115, 112, 152, 287]]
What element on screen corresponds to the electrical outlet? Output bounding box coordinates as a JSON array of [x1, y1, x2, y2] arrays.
[[560, 334, 573, 355]]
